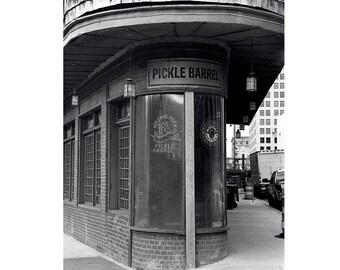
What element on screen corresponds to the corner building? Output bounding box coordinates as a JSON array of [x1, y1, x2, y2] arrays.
[[63, 1, 284, 269]]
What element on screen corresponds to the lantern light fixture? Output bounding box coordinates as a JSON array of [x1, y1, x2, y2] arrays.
[[236, 129, 241, 139], [124, 78, 136, 98], [71, 91, 78, 106], [71, 64, 78, 106], [124, 48, 136, 98], [246, 39, 257, 92]]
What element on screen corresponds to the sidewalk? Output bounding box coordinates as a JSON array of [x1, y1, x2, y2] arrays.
[[200, 194, 284, 270], [64, 194, 283, 270], [64, 234, 131, 270]]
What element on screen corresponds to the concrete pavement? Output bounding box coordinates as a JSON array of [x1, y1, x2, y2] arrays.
[[64, 194, 283, 270], [200, 194, 284, 270]]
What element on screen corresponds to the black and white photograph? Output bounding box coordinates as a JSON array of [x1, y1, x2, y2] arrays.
[[62, 1, 284, 269], [2, 1, 340, 270]]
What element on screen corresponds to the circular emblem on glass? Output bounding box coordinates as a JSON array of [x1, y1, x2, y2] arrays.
[[201, 118, 220, 148]]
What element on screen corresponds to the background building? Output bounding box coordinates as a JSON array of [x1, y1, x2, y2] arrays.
[[230, 135, 250, 171], [249, 68, 285, 153]]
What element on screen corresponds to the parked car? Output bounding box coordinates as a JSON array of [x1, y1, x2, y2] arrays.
[[254, 178, 270, 199], [267, 169, 284, 211]]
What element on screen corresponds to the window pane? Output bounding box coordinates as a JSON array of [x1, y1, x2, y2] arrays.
[[280, 83, 284, 89], [266, 101, 270, 107], [280, 92, 284, 98], [64, 141, 72, 200], [260, 110, 264, 116], [274, 83, 278, 89], [266, 110, 270, 116], [95, 131, 101, 205], [280, 101, 285, 107], [135, 94, 184, 231], [119, 126, 130, 210], [266, 128, 271, 134], [194, 94, 225, 229], [274, 92, 278, 98], [84, 134, 94, 203]]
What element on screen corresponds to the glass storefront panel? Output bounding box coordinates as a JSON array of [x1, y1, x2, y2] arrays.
[[194, 94, 225, 229], [134, 94, 185, 231]]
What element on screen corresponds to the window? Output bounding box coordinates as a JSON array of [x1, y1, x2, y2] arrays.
[[260, 119, 264, 125], [280, 110, 284, 115], [280, 92, 285, 98], [274, 83, 278, 89], [266, 110, 270, 116], [266, 119, 270, 125], [266, 146, 271, 150], [274, 128, 277, 133], [274, 110, 279, 116], [266, 101, 270, 107], [280, 73, 284, 80], [260, 128, 264, 134], [274, 92, 278, 98], [134, 94, 187, 230], [246, 141, 248, 144], [266, 128, 271, 134], [260, 101, 264, 107], [280, 101, 285, 107], [266, 137, 271, 143], [266, 92, 270, 98], [280, 83, 284, 89], [81, 110, 101, 206], [108, 101, 131, 211], [260, 110, 264, 116], [275, 137, 278, 143], [260, 137, 264, 143], [64, 123, 75, 201], [260, 146, 264, 150], [275, 146, 278, 150], [274, 101, 279, 107], [274, 119, 277, 125]]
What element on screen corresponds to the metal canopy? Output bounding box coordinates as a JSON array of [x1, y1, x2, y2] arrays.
[[64, 4, 284, 123]]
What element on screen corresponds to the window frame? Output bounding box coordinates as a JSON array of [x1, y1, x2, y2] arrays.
[[64, 122, 75, 202], [80, 110, 102, 207]]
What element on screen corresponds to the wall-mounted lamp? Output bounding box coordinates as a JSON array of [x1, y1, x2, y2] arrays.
[[124, 78, 136, 98], [243, 115, 249, 124], [71, 91, 78, 106], [246, 39, 257, 92], [249, 101, 256, 111]]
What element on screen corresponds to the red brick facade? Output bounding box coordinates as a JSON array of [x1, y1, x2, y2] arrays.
[[64, 204, 130, 265]]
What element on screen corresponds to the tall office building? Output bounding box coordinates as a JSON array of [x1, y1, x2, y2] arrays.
[[249, 68, 285, 154]]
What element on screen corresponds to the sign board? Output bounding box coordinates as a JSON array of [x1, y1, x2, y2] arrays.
[[147, 58, 222, 89]]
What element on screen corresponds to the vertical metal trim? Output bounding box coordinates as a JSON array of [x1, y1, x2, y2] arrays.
[[128, 98, 135, 267], [185, 92, 195, 269]]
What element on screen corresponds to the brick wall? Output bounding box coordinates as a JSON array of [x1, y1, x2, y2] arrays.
[[196, 232, 228, 267], [132, 231, 186, 270], [64, 204, 130, 265]]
